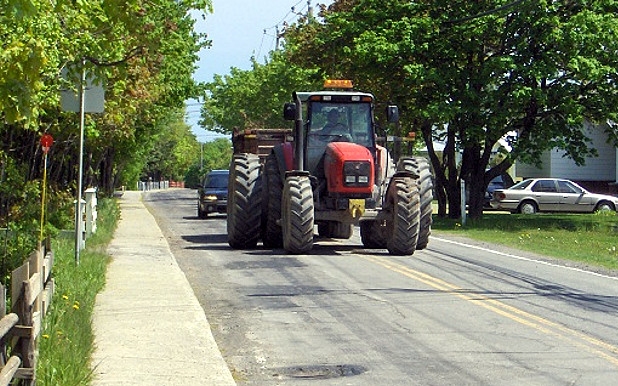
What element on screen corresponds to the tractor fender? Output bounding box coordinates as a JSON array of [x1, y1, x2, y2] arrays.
[[274, 143, 294, 169], [273, 143, 294, 180]]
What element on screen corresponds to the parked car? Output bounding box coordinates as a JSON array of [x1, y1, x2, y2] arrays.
[[490, 178, 618, 214], [484, 175, 507, 208], [197, 170, 229, 218], [464, 173, 510, 208]]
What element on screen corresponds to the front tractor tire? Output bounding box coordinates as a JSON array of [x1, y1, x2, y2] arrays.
[[227, 154, 262, 248], [282, 175, 314, 254], [386, 177, 421, 256], [398, 157, 433, 250]]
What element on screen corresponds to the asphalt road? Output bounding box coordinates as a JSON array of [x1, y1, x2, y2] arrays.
[[144, 188, 618, 385]]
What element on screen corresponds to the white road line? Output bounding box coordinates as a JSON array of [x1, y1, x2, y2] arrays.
[[430, 235, 618, 281]]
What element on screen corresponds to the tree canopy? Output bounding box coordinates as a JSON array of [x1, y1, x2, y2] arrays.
[[283, 0, 618, 217], [1, 0, 212, 227], [199, 51, 322, 133]]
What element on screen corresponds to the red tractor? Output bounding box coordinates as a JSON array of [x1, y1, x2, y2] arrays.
[[227, 80, 433, 255]]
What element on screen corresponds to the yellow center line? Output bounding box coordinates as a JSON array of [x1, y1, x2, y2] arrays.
[[362, 255, 618, 367]]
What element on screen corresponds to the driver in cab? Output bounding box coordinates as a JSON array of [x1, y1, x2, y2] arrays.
[[322, 110, 351, 140]]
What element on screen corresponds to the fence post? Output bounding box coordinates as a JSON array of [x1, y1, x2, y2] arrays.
[[11, 249, 43, 385]]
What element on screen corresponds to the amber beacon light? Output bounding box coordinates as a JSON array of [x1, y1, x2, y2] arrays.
[[323, 79, 354, 89]]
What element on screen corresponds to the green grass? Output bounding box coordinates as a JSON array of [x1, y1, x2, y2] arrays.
[[37, 198, 119, 386], [432, 210, 618, 270]]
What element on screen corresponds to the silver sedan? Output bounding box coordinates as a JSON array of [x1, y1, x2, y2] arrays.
[[490, 178, 618, 214]]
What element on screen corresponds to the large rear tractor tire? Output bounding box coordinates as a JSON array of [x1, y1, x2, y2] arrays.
[[282, 175, 314, 254], [398, 157, 433, 250], [261, 152, 283, 248], [386, 177, 421, 256], [227, 154, 262, 248]]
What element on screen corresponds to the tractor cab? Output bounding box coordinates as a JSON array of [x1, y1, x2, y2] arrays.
[[283, 81, 387, 200], [304, 95, 376, 180]]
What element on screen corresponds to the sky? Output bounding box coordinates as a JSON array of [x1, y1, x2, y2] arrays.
[[186, 0, 332, 142]]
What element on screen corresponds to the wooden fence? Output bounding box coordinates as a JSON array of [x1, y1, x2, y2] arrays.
[[0, 239, 54, 385]]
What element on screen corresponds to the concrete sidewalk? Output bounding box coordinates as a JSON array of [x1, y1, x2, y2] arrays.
[[91, 191, 235, 385]]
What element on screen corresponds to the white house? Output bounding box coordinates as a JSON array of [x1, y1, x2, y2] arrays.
[[515, 121, 617, 194]]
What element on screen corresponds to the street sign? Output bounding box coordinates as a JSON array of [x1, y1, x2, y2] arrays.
[[60, 67, 105, 113], [40, 134, 53, 153]]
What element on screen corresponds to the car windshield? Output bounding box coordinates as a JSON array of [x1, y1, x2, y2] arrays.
[[509, 179, 533, 190], [204, 174, 228, 188], [489, 176, 503, 185]]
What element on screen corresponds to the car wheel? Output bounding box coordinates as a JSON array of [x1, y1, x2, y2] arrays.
[[595, 201, 615, 212], [519, 201, 537, 215]]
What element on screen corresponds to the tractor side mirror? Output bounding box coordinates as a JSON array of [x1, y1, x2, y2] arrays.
[[386, 105, 399, 123], [283, 103, 296, 121]]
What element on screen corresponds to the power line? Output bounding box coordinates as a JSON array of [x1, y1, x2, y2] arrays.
[[444, 0, 529, 25], [257, 0, 312, 57], [265, 0, 305, 31]]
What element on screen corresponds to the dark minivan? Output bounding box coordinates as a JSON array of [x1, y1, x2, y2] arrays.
[[197, 169, 229, 218]]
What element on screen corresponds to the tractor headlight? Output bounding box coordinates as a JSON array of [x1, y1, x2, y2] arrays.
[[343, 161, 371, 187]]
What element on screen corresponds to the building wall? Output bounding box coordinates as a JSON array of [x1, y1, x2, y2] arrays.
[[550, 122, 615, 181], [516, 151, 551, 179], [516, 121, 616, 184]]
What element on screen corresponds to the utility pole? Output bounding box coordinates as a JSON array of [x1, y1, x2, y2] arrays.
[[275, 25, 280, 50], [307, 0, 314, 23]]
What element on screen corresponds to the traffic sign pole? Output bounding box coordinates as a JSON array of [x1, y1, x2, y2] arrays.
[[75, 60, 86, 265], [39, 134, 53, 243]]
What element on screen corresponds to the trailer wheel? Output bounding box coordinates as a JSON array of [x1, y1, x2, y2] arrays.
[[227, 154, 262, 248], [282, 175, 314, 254], [360, 220, 387, 248], [386, 177, 420, 256], [398, 157, 433, 250], [261, 152, 283, 248]]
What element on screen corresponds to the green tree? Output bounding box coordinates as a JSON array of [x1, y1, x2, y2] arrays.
[[286, 0, 618, 218], [201, 137, 233, 172], [199, 51, 322, 133], [185, 138, 232, 188], [1, 0, 212, 231]]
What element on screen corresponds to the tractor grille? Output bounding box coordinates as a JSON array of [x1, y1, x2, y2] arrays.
[[343, 161, 371, 187]]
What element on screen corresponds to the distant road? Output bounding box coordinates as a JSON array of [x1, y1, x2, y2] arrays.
[[145, 188, 618, 385]]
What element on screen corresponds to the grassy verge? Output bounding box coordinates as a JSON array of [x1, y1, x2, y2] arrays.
[[37, 198, 119, 385], [432, 210, 618, 270]]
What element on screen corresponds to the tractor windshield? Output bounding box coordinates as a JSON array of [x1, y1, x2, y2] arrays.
[[306, 102, 374, 174]]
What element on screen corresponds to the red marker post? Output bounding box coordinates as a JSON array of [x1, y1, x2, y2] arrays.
[[39, 134, 53, 242], [40, 134, 53, 153]]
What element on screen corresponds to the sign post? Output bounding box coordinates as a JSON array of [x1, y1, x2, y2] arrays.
[[60, 60, 105, 264], [39, 134, 53, 242]]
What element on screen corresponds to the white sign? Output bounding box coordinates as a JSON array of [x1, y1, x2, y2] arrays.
[[60, 67, 105, 113]]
